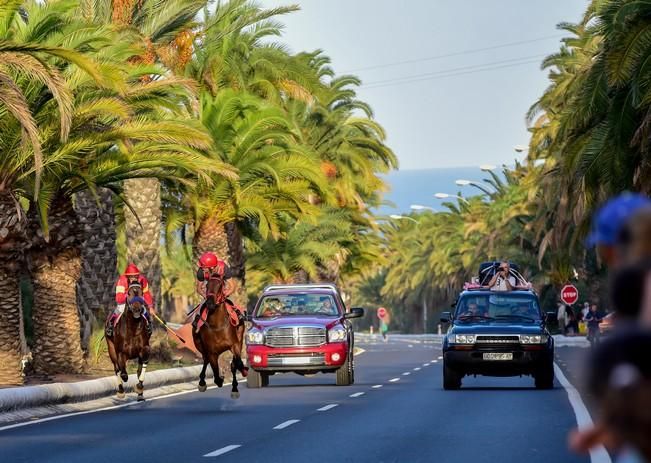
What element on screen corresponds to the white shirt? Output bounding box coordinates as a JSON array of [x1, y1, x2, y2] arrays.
[[491, 275, 517, 291]]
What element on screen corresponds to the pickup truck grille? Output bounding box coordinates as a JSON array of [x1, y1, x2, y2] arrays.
[[475, 335, 520, 344], [265, 326, 326, 347]]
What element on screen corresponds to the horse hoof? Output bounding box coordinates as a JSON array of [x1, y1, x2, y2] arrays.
[[120, 373, 128, 382], [215, 378, 224, 388], [117, 392, 125, 399], [135, 383, 144, 394], [198, 383, 207, 392], [231, 391, 240, 399], [241, 367, 249, 378], [137, 395, 145, 402]]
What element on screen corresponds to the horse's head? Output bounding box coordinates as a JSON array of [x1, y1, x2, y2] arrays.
[[204, 274, 226, 313], [127, 283, 144, 318]]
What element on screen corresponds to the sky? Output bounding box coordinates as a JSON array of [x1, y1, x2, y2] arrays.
[[261, 0, 588, 170]]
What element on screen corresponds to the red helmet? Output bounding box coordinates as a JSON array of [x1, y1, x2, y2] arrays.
[[124, 263, 140, 276], [198, 252, 219, 269]]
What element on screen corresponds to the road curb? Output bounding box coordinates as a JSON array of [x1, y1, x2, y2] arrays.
[[0, 365, 212, 413]]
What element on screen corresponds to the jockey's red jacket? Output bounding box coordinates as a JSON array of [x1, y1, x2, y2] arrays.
[[115, 275, 154, 307]]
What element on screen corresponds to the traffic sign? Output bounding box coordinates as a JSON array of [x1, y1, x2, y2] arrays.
[[560, 284, 579, 305], [377, 307, 388, 319]]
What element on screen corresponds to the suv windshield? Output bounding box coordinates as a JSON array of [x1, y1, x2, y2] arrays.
[[256, 293, 339, 318], [454, 293, 541, 321]]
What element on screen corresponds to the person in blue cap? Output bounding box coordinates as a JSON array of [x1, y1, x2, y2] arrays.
[[586, 193, 651, 269]]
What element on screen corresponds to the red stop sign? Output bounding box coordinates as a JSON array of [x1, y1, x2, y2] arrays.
[[377, 307, 387, 319], [560, 284, 579, 305]]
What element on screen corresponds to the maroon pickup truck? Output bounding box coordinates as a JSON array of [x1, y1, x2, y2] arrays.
[[246, 284, 364, 387]]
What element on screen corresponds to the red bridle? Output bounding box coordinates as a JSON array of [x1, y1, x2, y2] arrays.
[[205, 275, 227, 305]]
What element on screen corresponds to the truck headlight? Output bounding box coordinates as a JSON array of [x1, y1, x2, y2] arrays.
[[328, 326, 347, 342], [448, 334, 475, 344], [520, 334, 548, 344], [246, 329, 264, 345]]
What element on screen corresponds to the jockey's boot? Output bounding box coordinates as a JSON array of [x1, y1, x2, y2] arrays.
[[105, 315, 116, 337], [144, 312, 153, 336]]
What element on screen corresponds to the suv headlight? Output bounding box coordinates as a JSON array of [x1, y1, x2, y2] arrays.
[[520, 334, 548, 344], [328, 325, 347, 342], [447, 334, 476, 344], [246, 329, 264, 345]]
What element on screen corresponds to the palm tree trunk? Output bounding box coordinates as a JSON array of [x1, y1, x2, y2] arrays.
[[0, 191, 27, 384], [225, 222, 247, 308], [28, 196, 85, 375], [74, 189, 117, 349], [123, 178, 162, 314]]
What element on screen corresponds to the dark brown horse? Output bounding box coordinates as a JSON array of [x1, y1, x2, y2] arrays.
[[193, 274, 248, 399], [106, 283, 151, 401]]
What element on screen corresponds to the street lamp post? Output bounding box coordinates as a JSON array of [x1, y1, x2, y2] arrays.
[[389, 214, 419, 224], [455, 179, 494, 195], [410, 204, 435, 211], [434, 193, 469, 204]]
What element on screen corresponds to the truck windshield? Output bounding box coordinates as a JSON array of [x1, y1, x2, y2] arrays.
[[256, 294, 339, 318], [454, 294, 541, 321]]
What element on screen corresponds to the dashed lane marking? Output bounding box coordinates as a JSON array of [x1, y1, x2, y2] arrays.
[[372, 385, 383, 389], [413, 367, 421, 371], [437, 356, 443, 360], [349, 392, 365, 398], [389, 378, 400, 383], [273, 419, 300, 430], [423, 363, 430, 367], [317, 404, 339, 412], [402, 372, 411, 376], [204, 445, 241, 458]]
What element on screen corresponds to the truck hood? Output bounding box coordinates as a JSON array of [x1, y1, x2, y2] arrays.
[[251, 316, 341, 330], [450, 323, 545, 335]]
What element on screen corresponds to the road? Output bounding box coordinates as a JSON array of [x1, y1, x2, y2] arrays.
[[0, 336, 591, 463]]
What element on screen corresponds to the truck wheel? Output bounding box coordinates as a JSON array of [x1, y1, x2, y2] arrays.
[[336, 354, 353, 386], [534, 361, 554, 389], [443, 361, 462, 390], [247, 369, 268, 388]]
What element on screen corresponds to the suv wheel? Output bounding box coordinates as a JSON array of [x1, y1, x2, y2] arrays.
[[443, 361, 462, 390], [336, 353, 353, 386], [247, 369, 269, 388], [534, 361, 554, 389]]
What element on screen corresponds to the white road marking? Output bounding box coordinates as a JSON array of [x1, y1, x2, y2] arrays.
[[372, 384, 383, 389], [554, 364, 612, 463], [402, 372, 411, 376], [349, 392, 365, 398], [423, 363, 430, 367], [389, 377, 400, 383], [437, 356, 443, 360], [273, 419, 300, 430], [204, 445, 241, 457], [408, 344, 414, 348], [413, 367, 421, 371], [317, 404, 339, 412], [0, 380, 232, 432]]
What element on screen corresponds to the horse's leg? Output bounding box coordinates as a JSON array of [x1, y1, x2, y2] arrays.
[[230, 359, 239, 399], [232, 327, 249, 377], [115, 367, 126, 399], [208, 353, 224, 387], [198, 357, 209, 392], [118, 353, 129, 384], [135, 359, 147, 402]]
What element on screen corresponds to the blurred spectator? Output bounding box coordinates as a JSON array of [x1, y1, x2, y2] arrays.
[[585, 304, 603, 347], [557, 301, 569, 335], [582, 302, 590, 320], [566, 310, 579, 336]]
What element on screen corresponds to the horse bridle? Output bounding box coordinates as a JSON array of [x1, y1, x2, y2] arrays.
[[205, 274, 227, 306]]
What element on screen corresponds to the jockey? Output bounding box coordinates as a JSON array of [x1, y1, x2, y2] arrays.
[[106, 263, 154, 337], [194, 252, 245, 325]]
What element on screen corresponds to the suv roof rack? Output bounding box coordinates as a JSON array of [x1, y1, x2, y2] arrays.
[[263, 283, 338, 292]]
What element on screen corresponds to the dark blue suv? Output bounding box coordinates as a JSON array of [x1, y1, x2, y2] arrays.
[[441, 289, 554, 390]]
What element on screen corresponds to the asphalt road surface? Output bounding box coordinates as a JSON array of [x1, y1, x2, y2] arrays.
[[0, 336, 592, 463]]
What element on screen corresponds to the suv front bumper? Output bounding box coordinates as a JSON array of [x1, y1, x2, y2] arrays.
[[247, 343, 348, 371], [444, 346, 552, 377]]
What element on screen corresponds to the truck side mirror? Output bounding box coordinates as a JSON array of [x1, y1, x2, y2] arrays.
[[440, 311, 451, 323]]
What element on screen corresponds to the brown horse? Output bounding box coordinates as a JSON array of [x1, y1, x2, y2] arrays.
[[193, 274, 248, 399], [106, 283, 151, 401]]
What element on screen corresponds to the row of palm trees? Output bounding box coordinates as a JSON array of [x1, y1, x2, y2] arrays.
[[0, 0, 396, 384], [357, 0, 651, 332]]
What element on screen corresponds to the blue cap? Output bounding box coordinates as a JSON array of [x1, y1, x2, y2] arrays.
[[586, 193, 651, 247]]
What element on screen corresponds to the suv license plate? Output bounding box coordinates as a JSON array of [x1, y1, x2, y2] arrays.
[[282, 357, 313, 365], [483, 353, 513, 361]]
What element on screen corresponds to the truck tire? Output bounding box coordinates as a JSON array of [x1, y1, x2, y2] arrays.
[[443, 361, 462, 390], [247, 369, 269, 388], [336, 354, 353, 386], [534, 361, 554, 389]]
